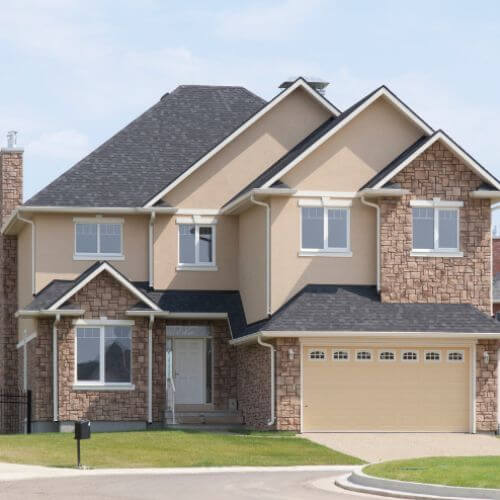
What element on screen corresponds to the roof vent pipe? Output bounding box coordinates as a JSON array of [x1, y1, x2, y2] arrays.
[[278, 76, 330, 95], [6, 130, 18, 149]]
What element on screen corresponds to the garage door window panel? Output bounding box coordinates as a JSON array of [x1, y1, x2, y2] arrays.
[[447, 350, 464, 363], [379, 351, 396, 362], [356, 350, 372, 361], [402, 350, 419, 362], [425, 351, 441, 362], [309, 349, 326, 361], [333, 350, 349, 362]]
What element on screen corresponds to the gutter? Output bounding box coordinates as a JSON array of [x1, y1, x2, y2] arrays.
[[222, 188, 296, 215], [250, 194, 271, 316], [53, 313, 61, 423], [148, 314, 154, 424], [148, 211, 156, 287], [257, 335, 276, 426], [360, 188, 409, 198], [125, 311, 227, 320], [16, 213, 36, 294], [15, 309, 85, 318], [360, 196, 380, 292]]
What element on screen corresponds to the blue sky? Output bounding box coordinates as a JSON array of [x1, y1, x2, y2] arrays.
[[1, 0, 500, 212]]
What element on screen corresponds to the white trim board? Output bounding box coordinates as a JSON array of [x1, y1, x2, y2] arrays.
[[49, 262, 161, 312], [144, 78, 340, 208], [260, 86, 434, 190], [372, 131, 500, 190]]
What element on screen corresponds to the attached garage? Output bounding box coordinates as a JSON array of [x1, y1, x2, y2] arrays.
[[302, 343, 473, 432]]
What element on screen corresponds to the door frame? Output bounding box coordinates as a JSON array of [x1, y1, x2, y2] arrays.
[[166, 326, 214, 406], [299, 337, 477, 434]]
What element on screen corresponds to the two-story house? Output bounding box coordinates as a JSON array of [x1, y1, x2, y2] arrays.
[[1, 77, 499, 433]]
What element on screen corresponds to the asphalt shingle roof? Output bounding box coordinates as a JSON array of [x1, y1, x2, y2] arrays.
[[242, 284, 500, 337], [25, 85, 266, 207]]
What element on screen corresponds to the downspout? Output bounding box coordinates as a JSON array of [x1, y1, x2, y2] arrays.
[[148, 314, 154, 424], [258, 336, 275, 426], [17, 213, 36, 295], [148, 211, 156, 288], [361, 196, 380, 292], [53, 313, 61, 423], [250, 194, 271, 316]]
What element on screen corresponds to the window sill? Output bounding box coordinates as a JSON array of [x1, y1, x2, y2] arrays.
[[73, 254, 124, 261], [72, 384, 135, 391], [298, 251, 353, 258], [176, 265, 218, 271], [410, 251, 463, 258]]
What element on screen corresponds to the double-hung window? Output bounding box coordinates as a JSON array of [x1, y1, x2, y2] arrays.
[[178, 224, 216, 268], [75, 325, 133, 388], [75, 219, 123, 259], [411, 199, 462, 257], [300, 204, 351, 255]]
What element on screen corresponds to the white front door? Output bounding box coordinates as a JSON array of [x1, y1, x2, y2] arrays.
[[173, 339, 206, 404]]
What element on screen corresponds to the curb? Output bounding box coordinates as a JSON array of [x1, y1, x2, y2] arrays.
[[334, 468, 500, 500], [0, 463, 358, 482]]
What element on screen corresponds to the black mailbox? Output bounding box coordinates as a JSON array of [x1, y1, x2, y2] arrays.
[[74, 420, 91, 440]]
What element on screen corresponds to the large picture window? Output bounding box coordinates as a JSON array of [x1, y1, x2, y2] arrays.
[[178, 224, 215, 267], [411, 201, 461, 255], [301, 207, 350, 253], [75, 221, 123, 258], [76, 325, 132, 386]]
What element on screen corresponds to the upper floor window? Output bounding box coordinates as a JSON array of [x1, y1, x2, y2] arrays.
[[74, 219, 123, 260], [411, 199, 463, 257], [178, 224, 216, 268], [300, 206, 350, 254], [75, 325, 132, 386]]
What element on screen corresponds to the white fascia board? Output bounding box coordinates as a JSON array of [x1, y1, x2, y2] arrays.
[[410, 199, 464, 208], [48, 262, 161, 312], [373, 131, 500, 190], [125, 310, 228, 320], [15, 309, 85, 318], [230, 330, 500, 344], [470, 190, 500, 199], [261, 87, 434, 190], [221, 188, 296, 214], [360, 188, 410, 198], [143, 79, 338, 208]]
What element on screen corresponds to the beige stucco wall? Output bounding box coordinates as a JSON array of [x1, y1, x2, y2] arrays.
[[17, 224, 36, 340], [281, 96, 424, 191], [238, 205, 267, 323], [153, 214, 239, 290], [270, 197, 376, 314], [165, 87, 331, 209], [34, 214, 149, 292]]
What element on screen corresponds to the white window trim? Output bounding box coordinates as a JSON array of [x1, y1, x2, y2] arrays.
[[332, 350, 350, 362], [378, 350, 396, 362], [177, 223, 217, 269], [447, 350, 465, 363], [74, 324, 133, 388], [308, 349, 326, 361], [299, 206, 351, 255], [355, 350, 373, 362], [424, 350, 442, 363], [401, 350, 419, 362], [74, 218, 124, 260], [411, 201, 461, 256]]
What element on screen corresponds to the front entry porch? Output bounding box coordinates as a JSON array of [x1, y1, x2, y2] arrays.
[[163, 325, 242, 428]]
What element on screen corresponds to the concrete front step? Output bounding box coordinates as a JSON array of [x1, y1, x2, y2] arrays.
[[165, 411, 243, 426]]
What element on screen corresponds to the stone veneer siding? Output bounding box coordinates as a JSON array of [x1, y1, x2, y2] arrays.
[[476, 339, 499, 432], [0, 149, 22, 389], [275, 338, 300, 431], [380, 141, 491, 313], [236, 343, 271, 429]]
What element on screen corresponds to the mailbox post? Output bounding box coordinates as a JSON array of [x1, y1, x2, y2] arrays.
[[74, 420, 91, 468]]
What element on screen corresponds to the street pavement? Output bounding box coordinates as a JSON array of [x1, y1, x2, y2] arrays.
[[0, 470, 378, 499]]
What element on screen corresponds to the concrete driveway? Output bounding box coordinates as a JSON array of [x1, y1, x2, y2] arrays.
[[305, 433, 500, 462]]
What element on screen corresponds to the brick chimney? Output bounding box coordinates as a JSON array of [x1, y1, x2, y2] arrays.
[[0, 131, 23, 389]]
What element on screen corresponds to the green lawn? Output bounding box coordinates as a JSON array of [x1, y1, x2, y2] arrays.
[[0, 430, 363, 469], [365, 456, 500, 489]]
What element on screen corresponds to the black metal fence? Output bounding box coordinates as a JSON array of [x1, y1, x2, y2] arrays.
[[0, 389, 31, 434]]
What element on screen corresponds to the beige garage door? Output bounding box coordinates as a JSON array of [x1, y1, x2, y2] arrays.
[[302, 345, 471, 432]]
